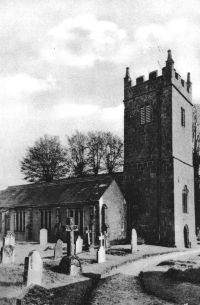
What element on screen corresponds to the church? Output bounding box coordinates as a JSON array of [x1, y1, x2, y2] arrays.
[[0, 50, 196, 248], [0, 174, 126, 245]]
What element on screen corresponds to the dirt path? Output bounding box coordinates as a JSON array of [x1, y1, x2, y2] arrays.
[[89, 250, 200, 305]]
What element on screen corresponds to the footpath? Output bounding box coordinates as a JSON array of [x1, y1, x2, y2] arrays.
[[16, 244, 200, 305]]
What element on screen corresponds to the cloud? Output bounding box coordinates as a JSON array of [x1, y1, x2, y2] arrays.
[[0, 73, 56, 99], [54, 103, 99, 119], [42, 14, 132, 67], [126, 18, 200, 101], [1, 2, 200, 189], [53, 101, 123, 125]]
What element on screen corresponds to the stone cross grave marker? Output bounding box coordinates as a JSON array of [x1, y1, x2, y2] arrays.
[[54, 239, 63, 260], [24, 250, 43, 286], [59, 218, 82, 275], [131, 228, 137, 253], [1, 232, 15, 264], [99, 233, 105, 247], [75, 236, 83, 254], [97, 233, 106, 263], [40, 228, 48, 247], [65, 217, 78, 256]]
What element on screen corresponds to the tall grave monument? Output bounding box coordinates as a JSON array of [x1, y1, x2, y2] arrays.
[[59, 217, 82, 275]]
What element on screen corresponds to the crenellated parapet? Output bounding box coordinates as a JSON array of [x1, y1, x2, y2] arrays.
[[124, 50, 192, 104]]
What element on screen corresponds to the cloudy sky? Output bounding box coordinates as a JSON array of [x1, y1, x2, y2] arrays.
[[1, 0, 200, 189]]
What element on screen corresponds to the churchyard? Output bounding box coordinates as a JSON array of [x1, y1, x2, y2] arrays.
[[1, 224, 200, 305], [0, 223, 144, 304]]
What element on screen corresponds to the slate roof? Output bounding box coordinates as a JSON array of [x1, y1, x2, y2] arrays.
[[0, 174, 123, 209]]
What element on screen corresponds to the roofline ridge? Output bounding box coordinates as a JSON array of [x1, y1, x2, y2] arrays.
[[3, 172, 123, 190]]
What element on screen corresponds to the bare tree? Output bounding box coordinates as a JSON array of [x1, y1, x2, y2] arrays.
[[103, 132, 123, 174], [87, 131, 105, 175], [20, 135, 68, 182], [66, 131, 88, 177]]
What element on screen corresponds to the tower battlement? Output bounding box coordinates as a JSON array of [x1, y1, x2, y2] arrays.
[[124, 50, 192, 103]]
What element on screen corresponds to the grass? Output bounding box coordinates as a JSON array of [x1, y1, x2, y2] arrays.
[[16, 279, 96, 305], [140, 271, 200, 305], [165, 266, 200, 285], [140, 258, 200, 305], [0, 265, 24, 285]]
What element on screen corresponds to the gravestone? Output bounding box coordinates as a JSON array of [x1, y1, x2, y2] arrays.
[[24, 250, 43, 286], [59, 255, 82, 276], [97, 233, 106, 263], [59, 217, 82, 276], [40, 228, 48, 247], [1, 232, 15, 264], [75, 236, 83, 254], [3, 231, 15, 247], [104, 230, 110, 249], [85, 226, 91, 250], [1, 245, 15, 264], [86, 226, 96, 253], [54, 239, 63, 260], [131, 228, 137, 253]]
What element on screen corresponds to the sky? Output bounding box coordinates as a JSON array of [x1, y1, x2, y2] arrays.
[[1, 0, 200, 189]]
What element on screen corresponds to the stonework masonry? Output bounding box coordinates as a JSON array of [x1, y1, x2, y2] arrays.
[[124, 50, 196, 247]]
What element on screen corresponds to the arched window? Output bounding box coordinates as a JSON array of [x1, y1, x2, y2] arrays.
[[182, 185, 189, 213]]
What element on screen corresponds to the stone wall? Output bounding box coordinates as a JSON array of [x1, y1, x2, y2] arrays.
[[172, 79, 196, 247], [101, 180, 127, 244], [173, 149, 196, 247], [172, 87, 193, 165], [32, 209, 41, 241]]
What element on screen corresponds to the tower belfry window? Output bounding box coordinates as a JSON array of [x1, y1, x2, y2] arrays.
[[140, 107, 145, 124], [140, 105, 152, 124], [146, 105, 151, 123]]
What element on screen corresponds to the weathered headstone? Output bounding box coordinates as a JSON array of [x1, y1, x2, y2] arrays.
[[1, 232, 15, 264], [85, 226, 91, 249], [24, 250, 43, 286], [75, 236, 83, 254], [97, 233, 106, 263], [104, 230, 110, 249], [3, 231, 15, 247], [1, 245, 15, 264], [59, 218, 82, 275], [40, 228, 48, 247], [59, 255, 82, 276], [131, 228, 137, 253], [54, 239, 63, 260], [86, 226, 95, 253]]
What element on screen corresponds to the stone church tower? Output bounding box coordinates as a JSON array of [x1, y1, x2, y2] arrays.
[[124, 50, 196, 247]]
